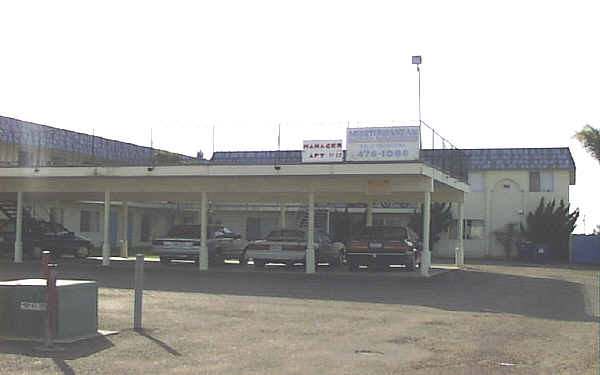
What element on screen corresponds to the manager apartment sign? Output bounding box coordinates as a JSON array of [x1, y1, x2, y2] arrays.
[[302, 140, 343, 163], [346, 126, 420, 161]]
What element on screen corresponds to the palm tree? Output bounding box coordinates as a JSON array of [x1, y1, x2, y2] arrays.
[[574, 125, 600, 163]]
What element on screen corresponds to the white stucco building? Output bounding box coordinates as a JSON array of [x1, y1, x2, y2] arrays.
[[0, 116, 576, 261]]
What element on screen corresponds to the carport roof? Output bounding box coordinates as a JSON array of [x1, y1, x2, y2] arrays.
[[0, 161, 469, 204]]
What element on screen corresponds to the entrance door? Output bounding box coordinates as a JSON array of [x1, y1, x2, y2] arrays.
[[246, 217, 261, 241], [490, 178, 524, 257], [109, 211, 119, 247]]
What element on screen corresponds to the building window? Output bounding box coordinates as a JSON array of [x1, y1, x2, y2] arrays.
[[465, 219, 485, 239], [49, 208, 64, 225], [529, 171, 553, 192], [468, 172, 484, 192], [80, 210, 100, 232], [141, 214, 152, 242]]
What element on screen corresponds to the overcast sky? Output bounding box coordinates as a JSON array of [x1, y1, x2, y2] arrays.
[[1, 1, 599, 232]]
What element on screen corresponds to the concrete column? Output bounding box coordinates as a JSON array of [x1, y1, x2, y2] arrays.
[[485, 184, 492, 257], [279, 203, 286, 229], [456, 201, 465, 267], [199, 192, 208, 270], [14, 191, 23, 263], [366, 201, 373, 226], [102, 191, 111, 266], [120, 201, 129, 258], [325, 208, 330, 235], [306, 192, 316, 274], [421, 192, 431, 277]]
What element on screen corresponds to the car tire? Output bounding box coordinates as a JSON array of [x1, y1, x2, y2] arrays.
[[75, 246, 90, 259], [238, 249, 247, 265], [254, 260, 265, 268], [334, 251, 345, 267], [160, 256, 171, 265], [348, 260, 359, 272]]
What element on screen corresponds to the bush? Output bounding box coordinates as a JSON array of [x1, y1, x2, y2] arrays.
[[520, 198, 579, 261]]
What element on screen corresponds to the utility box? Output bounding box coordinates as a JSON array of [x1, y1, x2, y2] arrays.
[[0, 279, 98, 342]]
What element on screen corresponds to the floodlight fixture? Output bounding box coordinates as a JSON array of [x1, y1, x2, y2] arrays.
[[412, 56, 422, 65]]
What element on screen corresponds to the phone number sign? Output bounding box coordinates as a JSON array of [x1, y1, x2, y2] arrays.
[[346, 126, 420, 161]]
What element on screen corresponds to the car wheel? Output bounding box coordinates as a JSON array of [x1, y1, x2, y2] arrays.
[[238, 249, 247, 265], [160, 256, 171, 265], [254, 260, 265, 268], [348, 260, 359, 272], [334, 251, 345, 267], [75, 246, 90, 259]]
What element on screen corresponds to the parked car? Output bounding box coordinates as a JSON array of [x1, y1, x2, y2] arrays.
[[152, 224, 244, 265], [244, 229, 345, 268], [345, 225, 420, 271], [0, 218, 92, 259]]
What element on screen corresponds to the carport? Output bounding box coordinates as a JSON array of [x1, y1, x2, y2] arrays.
[[0, 161, 469, 276]]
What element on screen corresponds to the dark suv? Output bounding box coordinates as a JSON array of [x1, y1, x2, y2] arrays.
[[345, 225, 421, 271], [0, 218, 93, 259]]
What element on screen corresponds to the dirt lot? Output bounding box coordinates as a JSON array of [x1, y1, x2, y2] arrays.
[[0, 258, 598, 375]]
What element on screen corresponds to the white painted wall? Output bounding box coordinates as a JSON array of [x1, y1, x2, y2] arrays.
[[436, 168, 572, 258]]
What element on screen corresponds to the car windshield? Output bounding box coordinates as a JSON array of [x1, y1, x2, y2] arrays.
[[266, 229, 305, 242], [354, 226, 408, 241], [165, 225, 228, 239]]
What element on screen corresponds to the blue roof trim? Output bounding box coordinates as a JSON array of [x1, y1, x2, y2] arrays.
[[0, 116, 196, 164], [212, 147, 576, 172]]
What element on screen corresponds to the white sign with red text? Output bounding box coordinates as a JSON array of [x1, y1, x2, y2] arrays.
[[302, 140, 343, 163]]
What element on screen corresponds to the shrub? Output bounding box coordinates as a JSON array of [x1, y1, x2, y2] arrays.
[[520, 198, 579, 260]]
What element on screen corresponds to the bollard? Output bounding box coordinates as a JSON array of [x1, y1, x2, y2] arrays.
[[134, 254, 144, 331], [37, 263, 62, 351], [41, 251, 50, 279]]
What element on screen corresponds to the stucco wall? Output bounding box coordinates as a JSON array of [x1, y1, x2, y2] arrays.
[[436, 169, 572, 258]]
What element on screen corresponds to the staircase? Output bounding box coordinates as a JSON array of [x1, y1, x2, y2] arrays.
[[0, 201, 32, 220], [295, 209, 328, 232]]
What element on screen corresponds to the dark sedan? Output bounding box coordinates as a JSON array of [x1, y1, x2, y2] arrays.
[[345, 225, 421, 271], [0, 218, 93, 259]]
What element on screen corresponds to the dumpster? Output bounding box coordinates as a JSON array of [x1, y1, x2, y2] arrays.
[[517, 241, 536, 262], [0, 279, 98, 342]]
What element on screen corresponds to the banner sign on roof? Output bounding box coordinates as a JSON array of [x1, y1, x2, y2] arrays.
[[346, 126, 420, 161], [302, 140, 343, 163]]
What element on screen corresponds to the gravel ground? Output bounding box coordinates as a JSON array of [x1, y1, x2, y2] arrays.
[[0, 258, 598, 375]]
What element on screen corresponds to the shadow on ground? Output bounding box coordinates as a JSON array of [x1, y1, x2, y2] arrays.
[[0, 335, 114, 375], [1, 258, 597, 324]]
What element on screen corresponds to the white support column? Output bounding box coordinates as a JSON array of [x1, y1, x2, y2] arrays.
[[279, 203, 286, 229], [456, 201, 465, 267], [199, 192, 209, 270], [102, 191, 111, 266], [120, 201, 129, 258], [421, 192, 431, 277], [366, 201, 373, 227], [14, 192, 23, 263], [306, 192, 316, 274]]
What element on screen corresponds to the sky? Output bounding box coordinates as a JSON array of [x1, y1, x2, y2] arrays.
[[1, 1, 599, 232]]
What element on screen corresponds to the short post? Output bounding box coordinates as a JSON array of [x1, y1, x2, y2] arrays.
[[38, 263, 60, 351], [41, 251, 50, 279], [134, 254, 144, 331]]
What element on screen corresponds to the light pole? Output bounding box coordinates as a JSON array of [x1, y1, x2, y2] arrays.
[[412, 56, 424, 149]]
